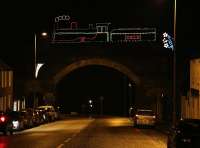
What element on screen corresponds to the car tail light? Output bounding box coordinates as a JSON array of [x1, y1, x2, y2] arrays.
[[0, 116, 6, 122]]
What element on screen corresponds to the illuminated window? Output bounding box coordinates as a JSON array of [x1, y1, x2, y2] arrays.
[[8, 95, 11, 109], [8, 71, 12, 87], [2, 71, 4, 88], [0, 71, 2, 87], [5, 71, 7, 88], [0, 97, 3, 111], [3, 96, 6, 111], [13, 101, 17, 111]]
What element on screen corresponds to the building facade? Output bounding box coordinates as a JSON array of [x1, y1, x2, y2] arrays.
[[181, 58, 200, 119], [0, 60, 13, 111]]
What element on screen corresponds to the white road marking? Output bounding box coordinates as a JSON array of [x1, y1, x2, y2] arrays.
[[56, 143, 64, 148], [64, 138, 72, 143], [72, 133, 77, 137]]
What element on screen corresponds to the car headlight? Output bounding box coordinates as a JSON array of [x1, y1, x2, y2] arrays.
[[12, 121, 19, 129], [181, 138, 191, 143], [43, 114, 46, 120]]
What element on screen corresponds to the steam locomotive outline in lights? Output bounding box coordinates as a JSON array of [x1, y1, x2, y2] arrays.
[[52, 15, 156, 43]]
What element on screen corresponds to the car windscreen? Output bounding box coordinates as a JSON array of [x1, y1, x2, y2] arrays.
[[137, 110, 154, 116]]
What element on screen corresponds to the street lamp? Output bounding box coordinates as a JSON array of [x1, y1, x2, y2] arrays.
[[173, 0, 176, 126], [89, 99, 93, 104], [33, 32, 47, 108], [128, 82, 132, 108], [34, 32, 47, 78], [88, 99, 93, 118]]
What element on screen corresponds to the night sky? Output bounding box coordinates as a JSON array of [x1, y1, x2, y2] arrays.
[[1, 0, 198, 58], [2, 0, 172, 49], [0, 0, 199, 115]]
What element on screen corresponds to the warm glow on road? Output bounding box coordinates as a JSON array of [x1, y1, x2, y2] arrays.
[[106, 117, 131, 127]]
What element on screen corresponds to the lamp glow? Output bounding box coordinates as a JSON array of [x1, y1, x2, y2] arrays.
[[35, 63, 44, 78]]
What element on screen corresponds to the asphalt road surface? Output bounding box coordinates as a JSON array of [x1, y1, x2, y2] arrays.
[[0, 117, 167, 148]]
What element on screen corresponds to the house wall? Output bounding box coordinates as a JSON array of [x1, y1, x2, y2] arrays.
[[0, 70, 13, 111], [181, 58, 200, 119]]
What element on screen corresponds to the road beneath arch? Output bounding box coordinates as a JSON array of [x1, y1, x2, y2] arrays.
[[0, 117, 167, 148]]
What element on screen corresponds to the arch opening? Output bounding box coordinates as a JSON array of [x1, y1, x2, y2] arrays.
[[55, 65, 136, 116]]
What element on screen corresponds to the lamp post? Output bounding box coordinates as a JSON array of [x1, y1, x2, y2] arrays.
[[128, 83, 132, 108], [172, 0, 176, 126], [34, 32, 47, 78], [33, 32, 47, 108], [162, 0, 176, 126]]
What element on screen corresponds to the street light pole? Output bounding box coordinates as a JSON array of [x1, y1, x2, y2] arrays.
[[128, 83, 132, 108], [172, 0, 177, 126], [33, 33, 37, 108], [173, 0, 176, 41], [33, 32, 47, 108], [34, 33, 37, 78], [162, 0, 176, 126], [34, 32, 47, 78], [100, 96, 104, 116]]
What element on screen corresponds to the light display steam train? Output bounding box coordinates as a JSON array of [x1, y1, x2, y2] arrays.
[[52, 15, 156, 43]]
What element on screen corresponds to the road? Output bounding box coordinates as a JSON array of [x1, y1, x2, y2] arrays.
[[0, 117, 167, 148]]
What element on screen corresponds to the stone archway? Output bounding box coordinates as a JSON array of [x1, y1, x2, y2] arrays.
[[52, 58, 140, 86]]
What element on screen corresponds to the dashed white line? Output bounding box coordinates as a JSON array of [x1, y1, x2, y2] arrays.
[[64, 137, 72, 143], [72, 133, 77, 137], [56, 119, 95, 148], [56, 143, 64, 148]]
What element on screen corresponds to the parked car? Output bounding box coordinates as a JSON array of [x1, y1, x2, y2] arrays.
[[0, 111, 27, 135], [0, 111, 14, 135], [37, 105, 58, 122], [7, 111, 26, 131], [133, 109, 156, 127], [167, 118, 200, 148], [20, 109, 34, 128], [33, 109, 45, 125]]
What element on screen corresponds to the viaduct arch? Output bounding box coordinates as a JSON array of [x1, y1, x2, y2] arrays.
[[51, 58, 140, 86]]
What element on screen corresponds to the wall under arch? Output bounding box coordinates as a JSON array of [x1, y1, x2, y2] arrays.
[[52, 58, 140, 86]]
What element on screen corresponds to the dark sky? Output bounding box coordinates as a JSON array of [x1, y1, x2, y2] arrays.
[[1, 0, 172, 46], [2, 0, 170, 28], [0, 0, 200, 53], [1, 0, 198, 59]]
